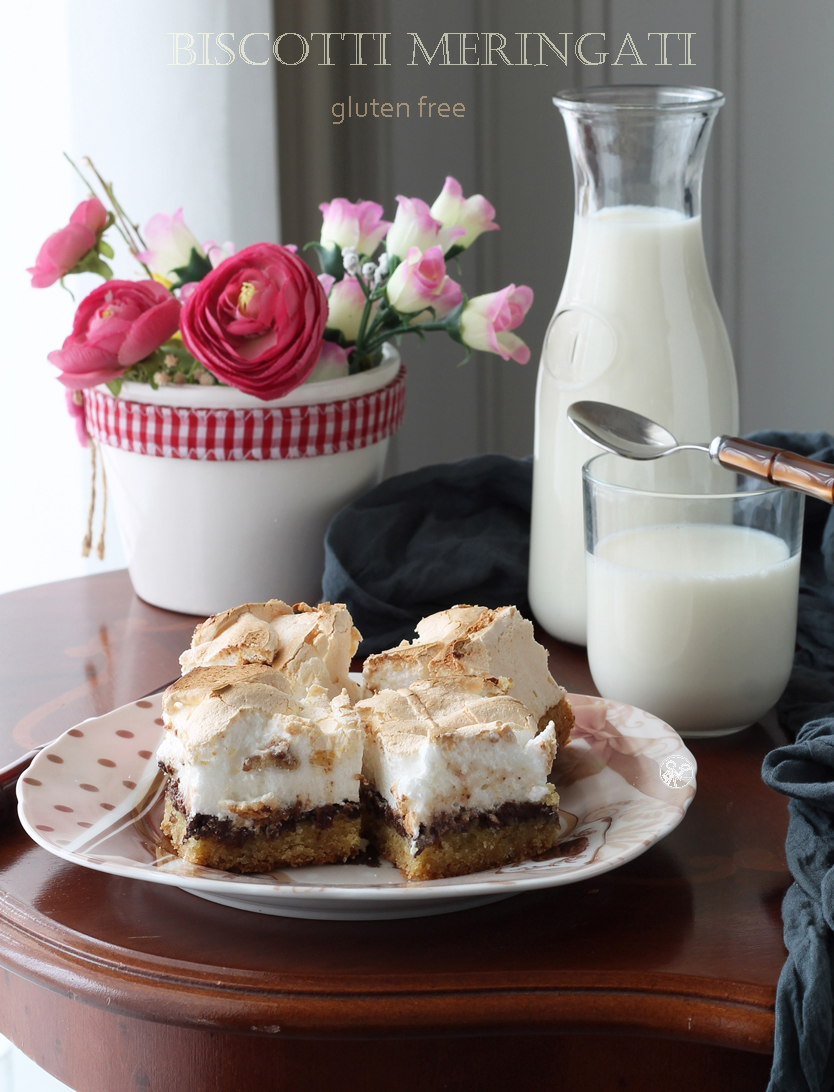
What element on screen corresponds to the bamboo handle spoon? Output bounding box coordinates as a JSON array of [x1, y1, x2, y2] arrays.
[[567, 400, 834, 504]]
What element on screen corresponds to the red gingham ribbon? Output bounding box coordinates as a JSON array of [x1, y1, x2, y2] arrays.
[[83, 367, 406, 461]]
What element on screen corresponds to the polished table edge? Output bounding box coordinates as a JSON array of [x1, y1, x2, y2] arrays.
[[0, 871, 775, 1051]]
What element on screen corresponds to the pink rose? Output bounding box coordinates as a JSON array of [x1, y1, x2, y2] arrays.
[[325, 276, 369, 342], [385, 246, 462, 319], [319, 199, 390, 257], [28, 197, 108, 288], [179, 243, 328, 400], [459, 285, 534, 363], [48, 279, 182, 390], [430, 177, 499, 250], [385, 196, 465, 261], [305, 341, 351, 384], [203, 240, 235, 268]]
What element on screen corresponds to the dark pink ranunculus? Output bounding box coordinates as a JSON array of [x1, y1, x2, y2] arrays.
[[48, 279, 182, 390], [28, 197, 108, 288], [179, 242, 328, 400]]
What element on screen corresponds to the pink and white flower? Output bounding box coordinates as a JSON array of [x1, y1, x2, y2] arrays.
[[319, 198, 390, 257], [203, 239, 235, 268], [430, 176, 499, 250], [385, 246, 462, 319], [136, 208, 205, 280], [458, 285, 534, 363], [28, 197, 108, 288], [385, 196, 465, 261], [305, 341, 351, 383], [324, 275, 368, 342]]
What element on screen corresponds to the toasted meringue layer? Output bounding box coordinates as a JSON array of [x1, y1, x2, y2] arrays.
[[179, 600, 361, 701], [357, 676, 557, 843], [158, 665, 363, 822], [363, 605, 569, 732]]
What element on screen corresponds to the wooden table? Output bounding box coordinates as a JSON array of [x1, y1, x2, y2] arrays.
[[0, 572, 789, 1091]]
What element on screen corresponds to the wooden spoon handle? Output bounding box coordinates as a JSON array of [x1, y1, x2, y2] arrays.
[[715, 437, 834, 503]]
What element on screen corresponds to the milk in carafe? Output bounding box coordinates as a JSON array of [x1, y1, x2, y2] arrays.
[[529, 87, 739, 645]]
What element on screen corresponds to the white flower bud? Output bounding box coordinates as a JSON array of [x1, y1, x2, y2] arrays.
[[198, 370, 216, 385], [342, 247, 360, 276], [372, 252, 390, 288], [153, 371, 169, 386], [362, 261, 377, 280]]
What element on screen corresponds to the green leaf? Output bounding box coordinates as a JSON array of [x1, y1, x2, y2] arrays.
[[322, 328, 349, 348], [443, 298, 467, 330], [106, 378, 123, 396], [99, 239, 115, 259], [444, 243, 466, 261], [170, 247, 214, 288], [306, 242, 345, 280], [72, 251, 113, 280]]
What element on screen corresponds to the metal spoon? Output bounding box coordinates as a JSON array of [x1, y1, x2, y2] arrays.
[[568, 400, 834, 504]]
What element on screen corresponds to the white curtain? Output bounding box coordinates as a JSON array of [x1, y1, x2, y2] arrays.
[[0, 0, 279, 595]]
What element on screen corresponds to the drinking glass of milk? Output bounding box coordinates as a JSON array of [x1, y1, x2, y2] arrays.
[[583, 451, 803, 737]]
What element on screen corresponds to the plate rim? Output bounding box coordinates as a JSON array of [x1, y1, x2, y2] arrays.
[[17, 692, 697, 906]]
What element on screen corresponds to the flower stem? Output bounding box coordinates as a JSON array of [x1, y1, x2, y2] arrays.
[[362, 318, 448, 357], [81, 157, 156, 281], [355, 273, 378, 350]]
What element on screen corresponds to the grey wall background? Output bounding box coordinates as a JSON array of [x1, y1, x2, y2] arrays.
[[274, 0, 834, 475]]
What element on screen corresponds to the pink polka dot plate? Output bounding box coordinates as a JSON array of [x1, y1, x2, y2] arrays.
[[17, 692, 696, 921]]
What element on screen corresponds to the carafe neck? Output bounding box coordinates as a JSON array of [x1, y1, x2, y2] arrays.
[[555, 85, 724, 218]]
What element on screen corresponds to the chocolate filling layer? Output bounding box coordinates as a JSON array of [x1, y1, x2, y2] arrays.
[[165, 780, 359, 845], [361, 786, 558, 855]]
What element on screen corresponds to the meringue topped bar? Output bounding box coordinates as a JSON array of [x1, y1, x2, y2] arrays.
[[363, 605, 574, 747], [357, 675, 561, 881], [157, 663, 363, 872], [180, 599, 362, 702], [158, 600, 572, 878]]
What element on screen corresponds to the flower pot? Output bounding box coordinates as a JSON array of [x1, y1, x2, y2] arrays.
[[83, 349, 405, 616]]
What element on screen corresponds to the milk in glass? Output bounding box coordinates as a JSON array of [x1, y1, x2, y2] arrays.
[[586, 523, 800, 734]]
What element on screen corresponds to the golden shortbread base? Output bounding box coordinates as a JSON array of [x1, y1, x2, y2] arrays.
[[161, 797, 360, 873], [545, 695, 575, 749], [361, 800, 561, 882]]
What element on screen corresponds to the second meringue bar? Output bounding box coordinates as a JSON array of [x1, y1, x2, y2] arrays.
[[357, 676, 561, 881], [362, 605, 574, 747]]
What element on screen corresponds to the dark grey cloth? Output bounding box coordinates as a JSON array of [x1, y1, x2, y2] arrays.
[[759, 432, 834, 1092], [323, 435, 834, 1090], [321, 454, 532, 656]]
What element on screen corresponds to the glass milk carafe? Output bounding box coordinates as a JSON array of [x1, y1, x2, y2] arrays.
[[529, 85, 739, 645]]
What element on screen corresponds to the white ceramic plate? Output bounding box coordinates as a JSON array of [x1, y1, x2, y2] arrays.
[[17, 693, 696, 921]]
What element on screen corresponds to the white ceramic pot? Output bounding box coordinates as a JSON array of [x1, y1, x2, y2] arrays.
[[84, 349, 404, 616]]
